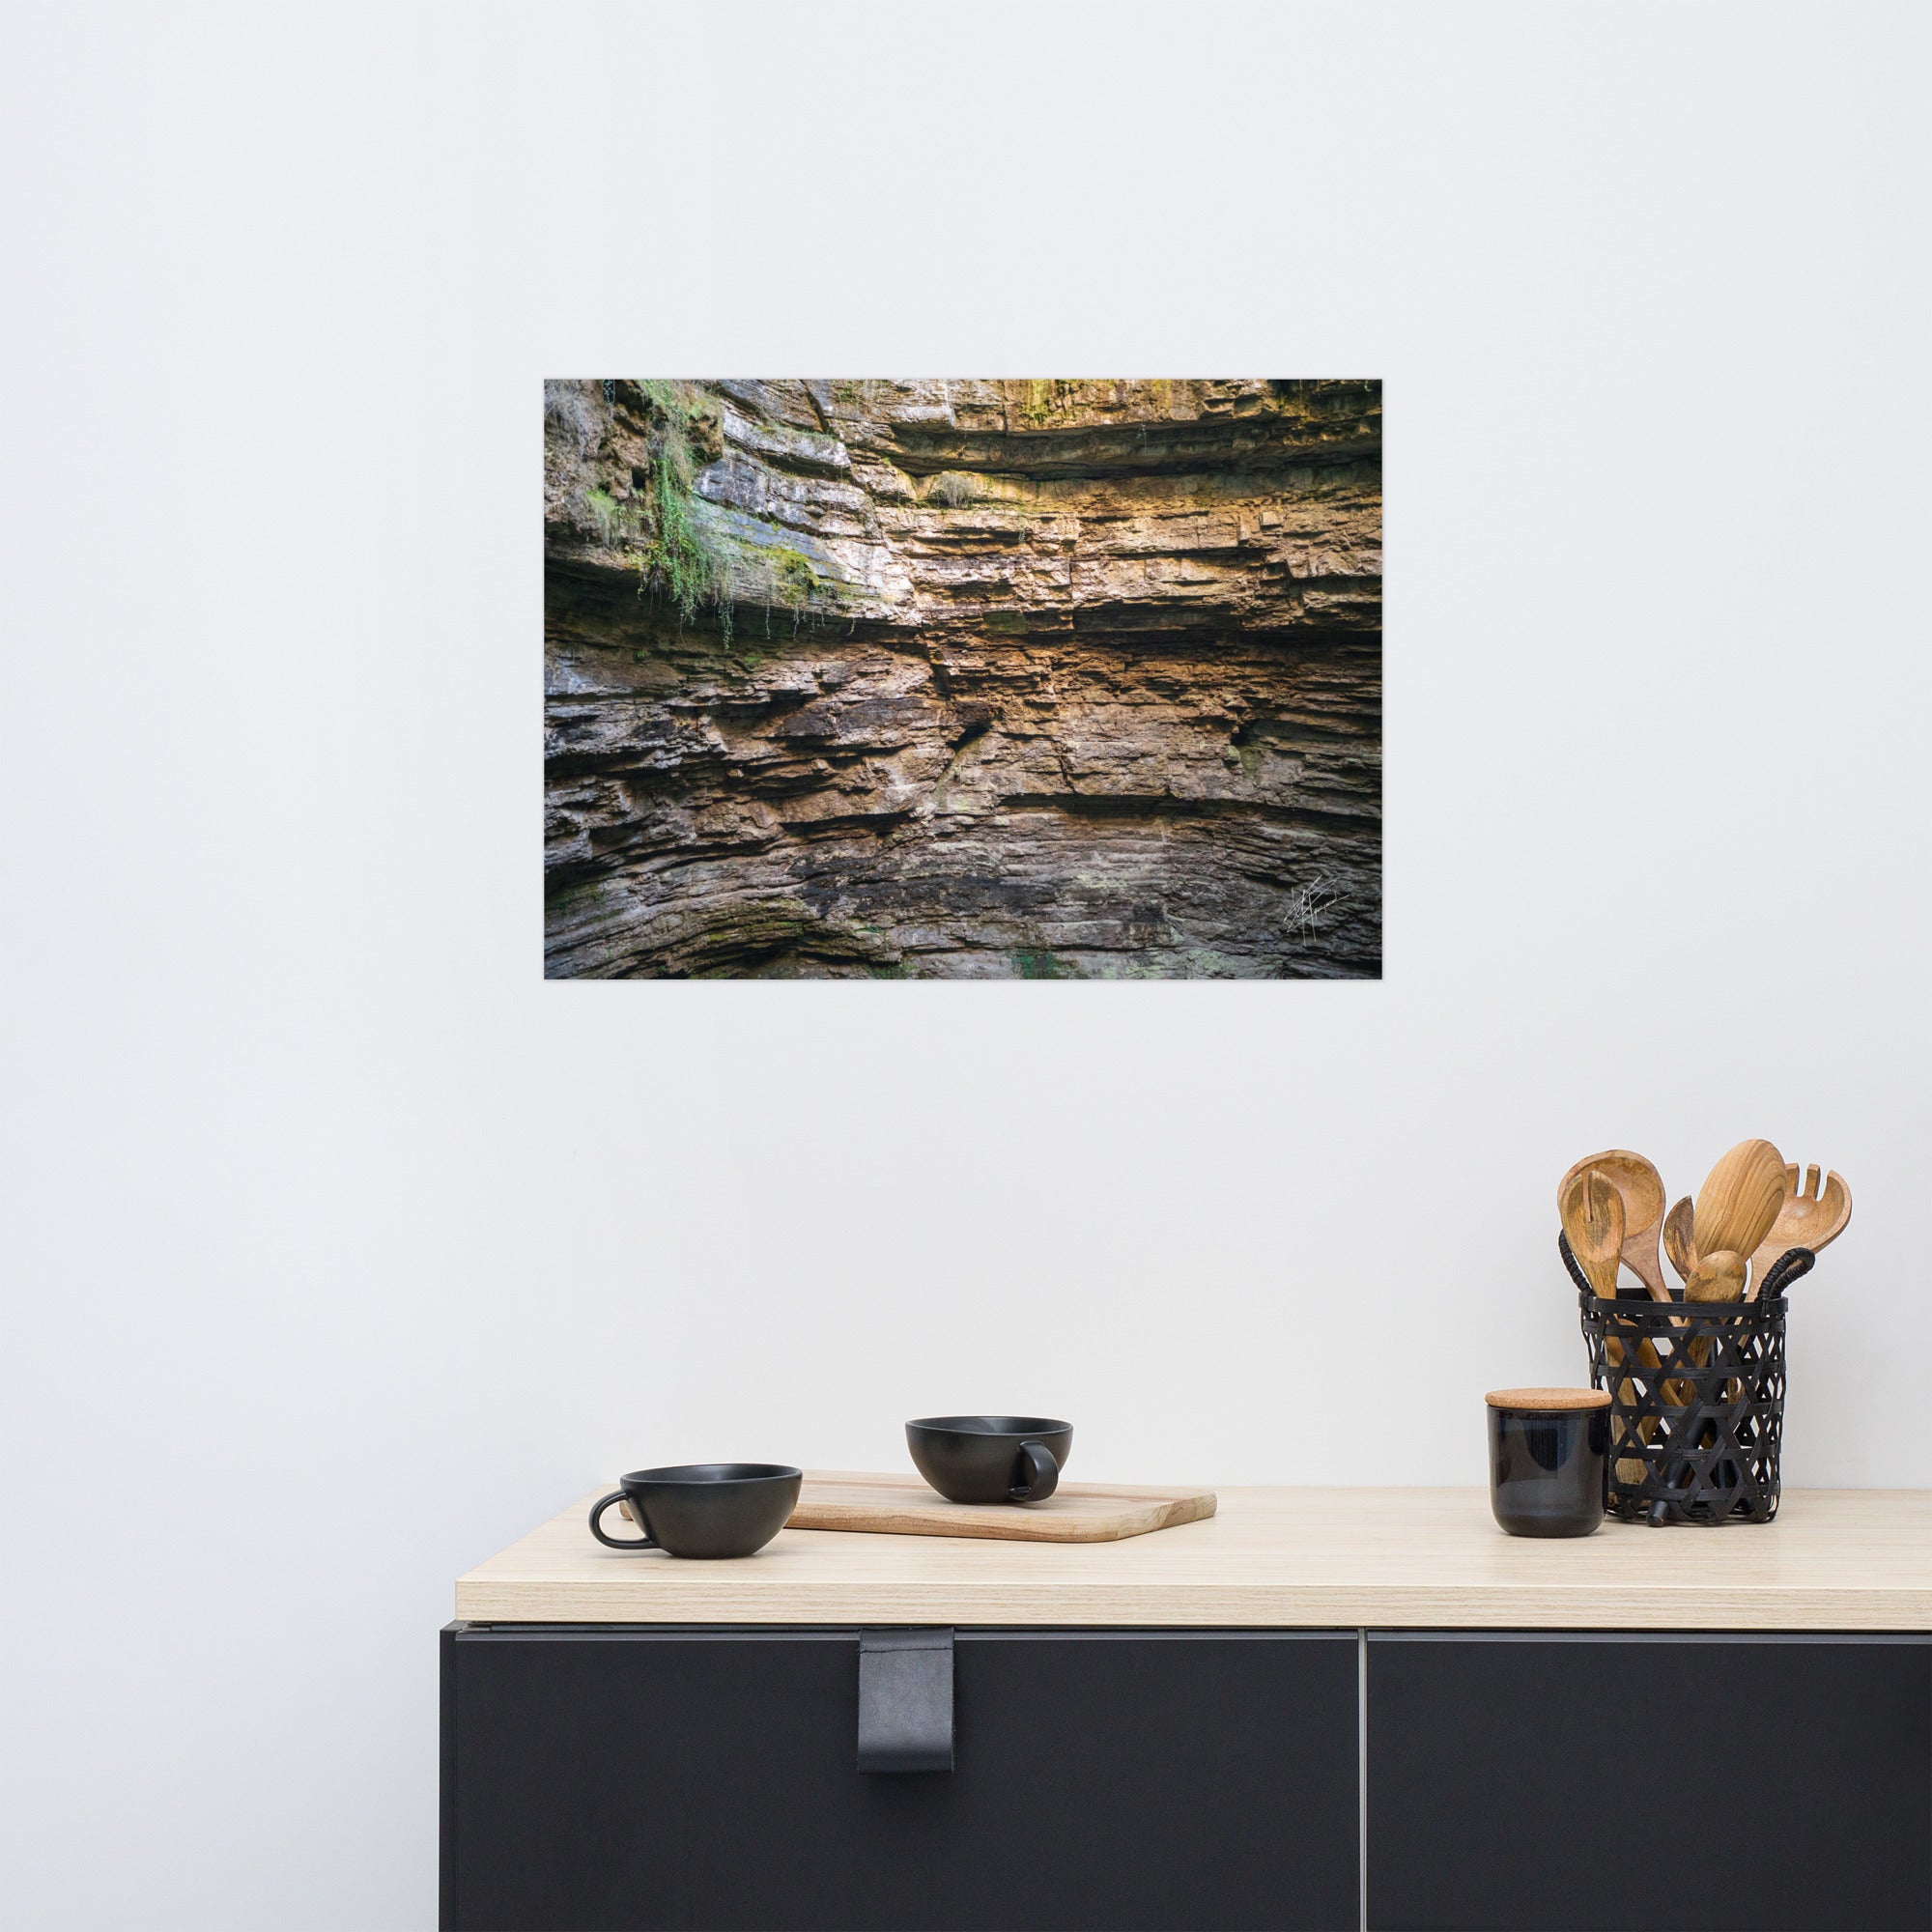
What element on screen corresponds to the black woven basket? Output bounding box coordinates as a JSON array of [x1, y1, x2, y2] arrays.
[[1563, 1234, 1813, 1525]]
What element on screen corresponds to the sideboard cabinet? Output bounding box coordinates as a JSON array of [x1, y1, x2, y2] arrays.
[[443, 1487, 1932, 1931]]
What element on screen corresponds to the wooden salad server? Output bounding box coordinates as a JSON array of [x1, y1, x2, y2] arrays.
[[1557, 1150, 1669, 1301], [1747, 1165, 1852, 1298], [1560, 1168, 1649, 1482], [1559, 1167, 1624, 1297]]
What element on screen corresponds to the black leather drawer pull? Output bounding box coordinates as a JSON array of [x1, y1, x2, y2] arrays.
[[857, 1629, 954, 1773]]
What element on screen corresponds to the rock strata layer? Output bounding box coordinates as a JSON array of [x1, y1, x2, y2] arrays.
[[544, 379, 1380, 979]]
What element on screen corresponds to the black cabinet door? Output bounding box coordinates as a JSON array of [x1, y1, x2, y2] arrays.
[[442, 1626, 1360, 1932], [1366, 1632, 1932, 1931]]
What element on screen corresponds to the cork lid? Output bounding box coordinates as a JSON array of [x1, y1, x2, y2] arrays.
[[1485, 1386, 1611, 1411]]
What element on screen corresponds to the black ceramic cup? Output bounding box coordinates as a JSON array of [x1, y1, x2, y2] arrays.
[[587, 1463, 802, 1558], [905, 1416, 1072, 1505], [1486, 1388, 1608, 1538]]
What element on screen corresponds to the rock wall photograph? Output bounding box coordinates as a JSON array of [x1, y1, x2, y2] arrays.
[[544, 379, 1381, 979]]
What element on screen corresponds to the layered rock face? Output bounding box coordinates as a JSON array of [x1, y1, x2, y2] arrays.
[[544, 379, 1380, 978]]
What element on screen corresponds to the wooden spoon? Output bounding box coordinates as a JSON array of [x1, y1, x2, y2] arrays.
[[1662, 1196, 1697, 1285], [1557, 1151, 1669, 1301], [1559, 1167, 1624, 1297], [1747, 1165, 1852, 1299], [1663, 1247, 1748, 1404], [1692, 1140, 1786, 1268], [1658, 1197, 1699, 1403], [1684, 1248, 1746, 1303]]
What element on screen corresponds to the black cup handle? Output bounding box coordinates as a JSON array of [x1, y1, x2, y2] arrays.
[[588, 1491, 656, 1550], [1009, 1440, 1060, 1503]]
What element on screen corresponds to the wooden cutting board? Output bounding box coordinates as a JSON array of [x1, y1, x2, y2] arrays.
[[785, 1470, 1217, 1544]]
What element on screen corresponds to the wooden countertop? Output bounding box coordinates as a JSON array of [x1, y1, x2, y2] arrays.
[[455, 1482, 1932, 1631]]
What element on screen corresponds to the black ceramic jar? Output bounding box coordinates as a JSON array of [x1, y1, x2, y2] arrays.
[[1485, 1387, 1608, 1538]]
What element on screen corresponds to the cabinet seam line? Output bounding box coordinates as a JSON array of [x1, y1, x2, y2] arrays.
[[1358, 1626, 1368, 1932]]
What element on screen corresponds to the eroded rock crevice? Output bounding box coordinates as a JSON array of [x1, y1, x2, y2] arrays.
[[544, 379, 1381, 979]]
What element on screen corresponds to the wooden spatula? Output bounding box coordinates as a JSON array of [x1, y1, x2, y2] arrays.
[[1692, 1140, 1786, 1270]]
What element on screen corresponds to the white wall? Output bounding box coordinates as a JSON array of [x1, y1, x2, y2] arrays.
[[5, 3, 1928, 1926]]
